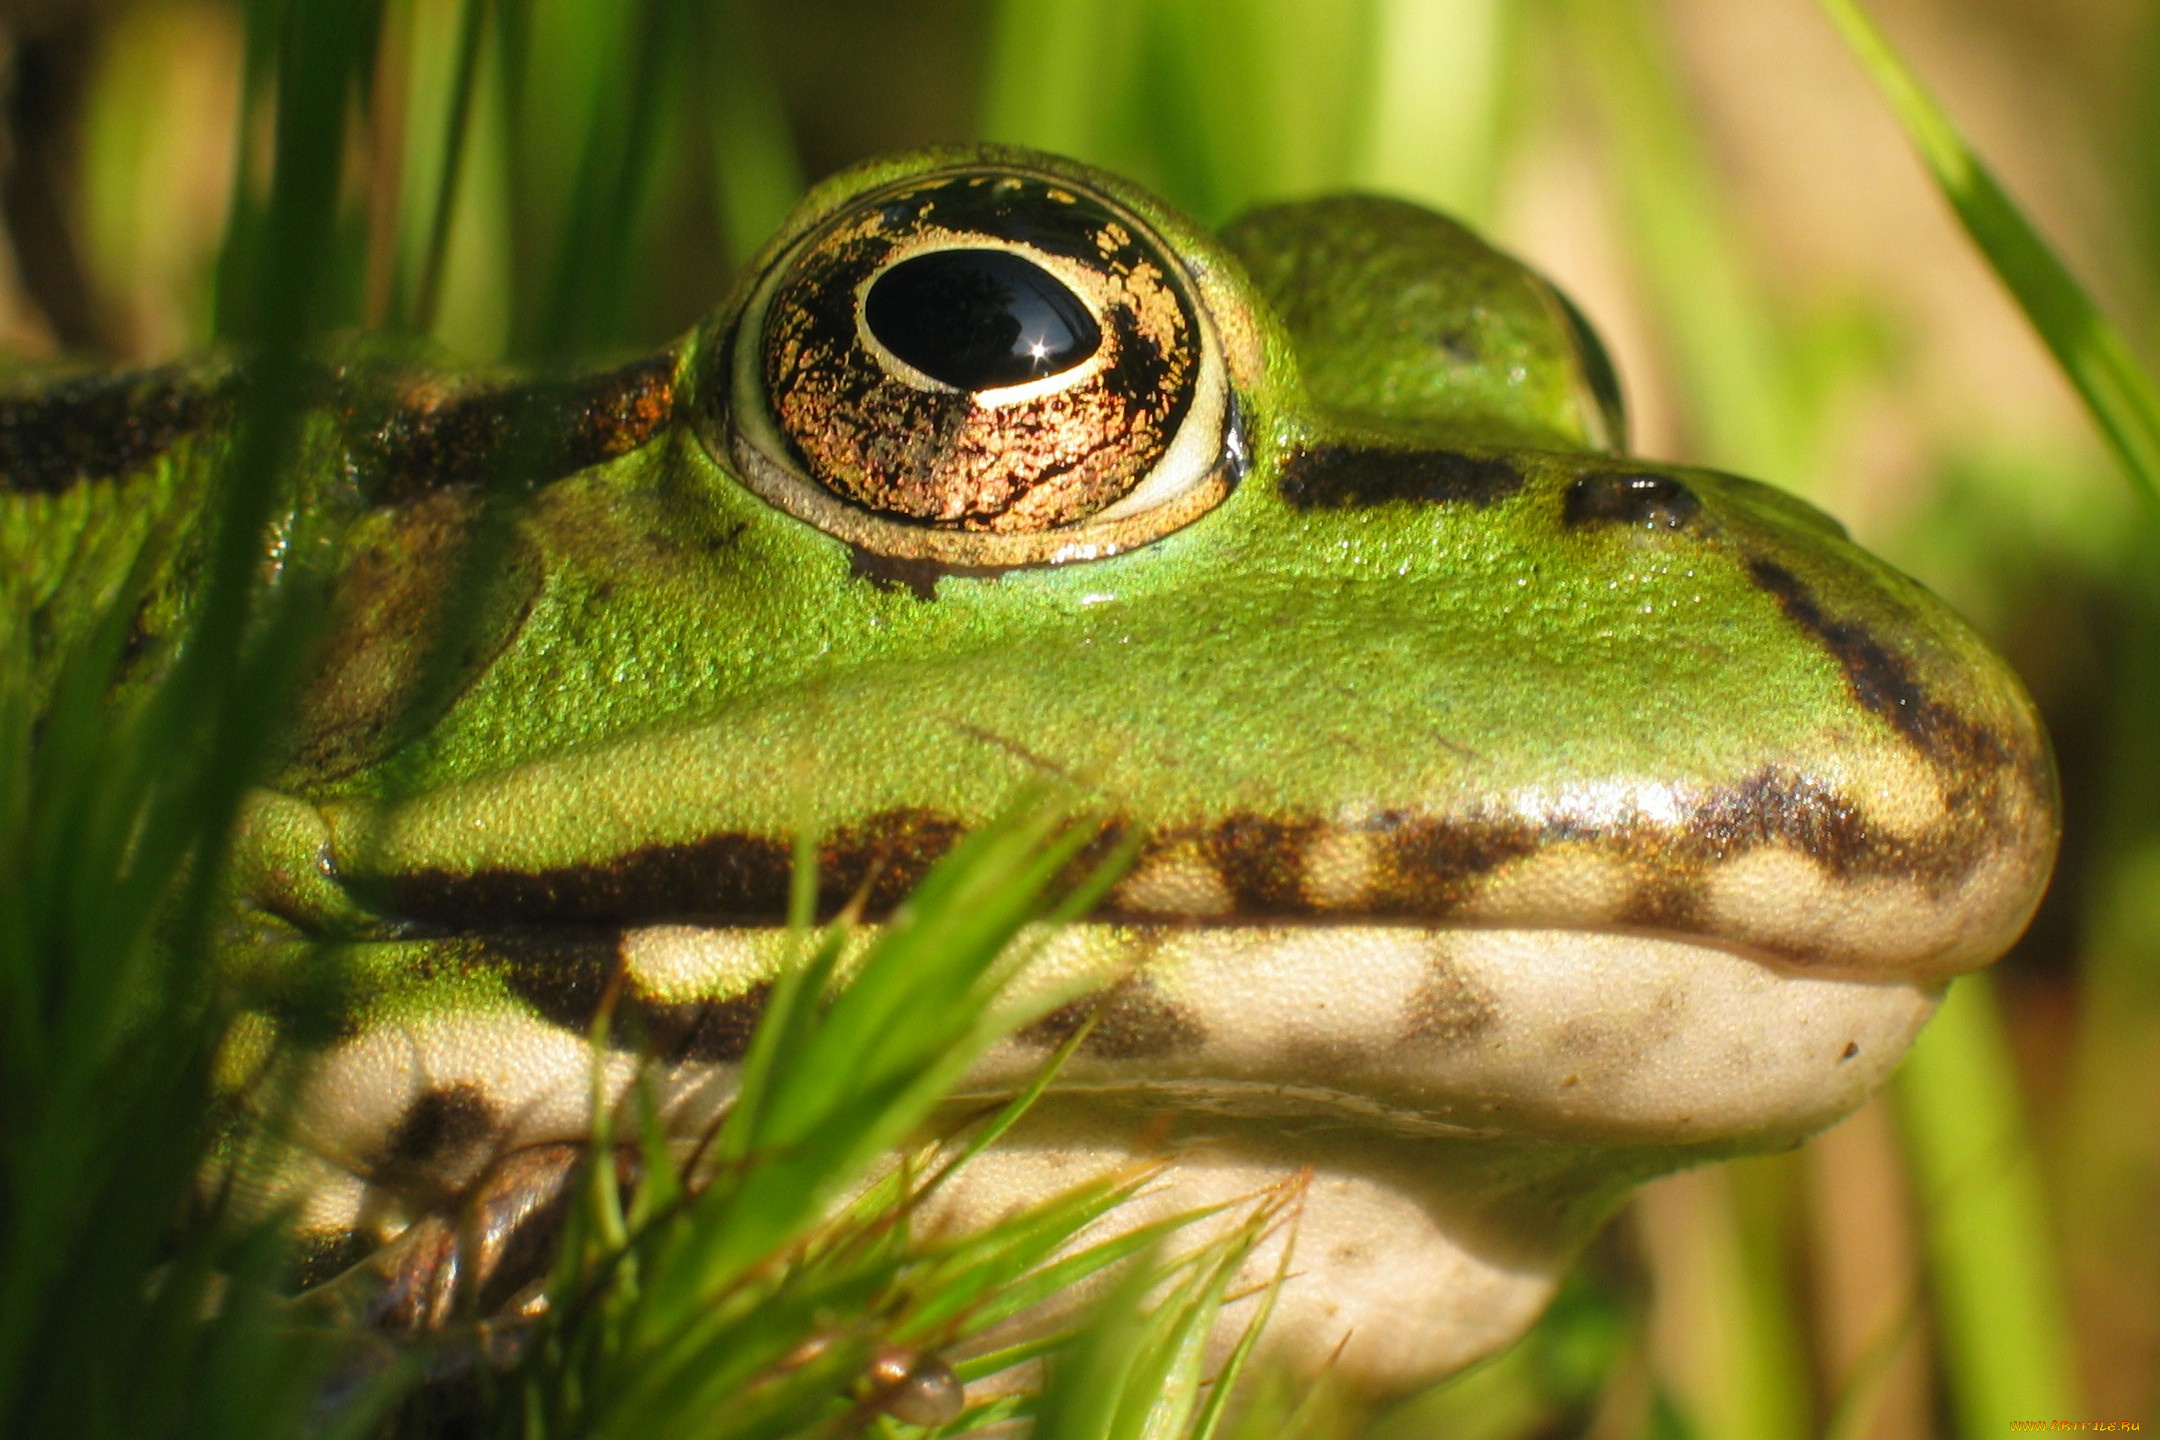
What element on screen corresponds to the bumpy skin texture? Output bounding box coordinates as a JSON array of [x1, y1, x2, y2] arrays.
[[2, 146, 2057, 1395]]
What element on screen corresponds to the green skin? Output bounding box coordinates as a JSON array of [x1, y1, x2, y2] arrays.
[[3, 146, 2057, 1388]]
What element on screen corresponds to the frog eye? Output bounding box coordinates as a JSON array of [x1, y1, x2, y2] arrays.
[[715, 165, 1237, 566]]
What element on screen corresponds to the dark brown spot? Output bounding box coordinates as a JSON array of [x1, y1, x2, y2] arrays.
[[484, 931, 621, 1031], [1403, 953, 1500, 1048], [0, 364, 230, 492], [1564, 471, 1699, 530], [1618, 876, 1705, 932], [1277, 446, 1524, 509], [1745, 557, 2005, 770], [1206, 814, 1324, 912], [483, 931, 769, 1063], [383, 1083, 498, 1168], [1383, 811, 1543, 915], [1841, 1040, 1859, 1061], [1021, 977, 1205, 1060]]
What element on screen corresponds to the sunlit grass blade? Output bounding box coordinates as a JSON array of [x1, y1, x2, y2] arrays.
[[403, 0, 492, 336], [1892, 975, 2082, 1436], [1818, 0, 2160, 516], [1025, 1181, 1296, 1440]]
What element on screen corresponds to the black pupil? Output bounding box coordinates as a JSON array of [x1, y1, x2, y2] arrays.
[[863, 248, 1101, 391]]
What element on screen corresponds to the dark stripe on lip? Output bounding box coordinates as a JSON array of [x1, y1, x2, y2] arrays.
[[366, 808, 965, 933], [0, 364, 231, 493], [380, 760, 1998, 938], [1277, 445, 1524, 509], [1744, 557, 2007, 770]]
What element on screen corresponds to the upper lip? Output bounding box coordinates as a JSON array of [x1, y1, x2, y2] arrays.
[[331, 759, 2048, 983]]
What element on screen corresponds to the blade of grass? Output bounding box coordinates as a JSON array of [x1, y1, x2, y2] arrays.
[[405, 0, 492, 335], [1818, 0, 2160, 517], [1892, 974, 2082, 1435], [3, 0, 399, 1434]]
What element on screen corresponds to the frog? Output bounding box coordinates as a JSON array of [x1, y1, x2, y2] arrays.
[[0, 144, 2058, 1397]]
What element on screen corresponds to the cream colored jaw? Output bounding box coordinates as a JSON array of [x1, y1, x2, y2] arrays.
[[626, 921, 1937, 1145], [271, 919, 1935, 1397], [278, 921, 1933, 1212]]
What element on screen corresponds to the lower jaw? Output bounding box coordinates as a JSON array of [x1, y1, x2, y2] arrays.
[[269, 922, 1939, 1391], [915, 1095, 1680, 1397]]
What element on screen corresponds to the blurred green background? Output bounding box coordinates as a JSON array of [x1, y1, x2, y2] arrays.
[[0, 0, 2153, 1435]]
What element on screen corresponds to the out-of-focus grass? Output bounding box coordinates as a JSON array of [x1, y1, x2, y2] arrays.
[[1, 2, 388, 1436]]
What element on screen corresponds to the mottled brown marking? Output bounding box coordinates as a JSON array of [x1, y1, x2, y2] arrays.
[[818, 808, 968, 913], [764, 170, 1197, 532], [484, 930, 619, 1032], [287, 489, 543, 785], [1020, 976, 1205, 1060], [0, 363, 231, 492], [1206, 814, 1325, 913], [1402, 953, 1500, 1048], [1277, 446, 1524, 509], [349, 353, 676, 504]]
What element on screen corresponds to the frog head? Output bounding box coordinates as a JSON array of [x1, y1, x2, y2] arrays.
[[239, 147, 2057, 1395]]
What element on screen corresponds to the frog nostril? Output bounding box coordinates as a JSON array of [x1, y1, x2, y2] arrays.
[[864, 248, 1102, 391], [1564, 471, 1700, 530]]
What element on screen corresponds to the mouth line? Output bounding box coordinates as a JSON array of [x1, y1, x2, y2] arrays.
[[392, 910, 1905, 989]]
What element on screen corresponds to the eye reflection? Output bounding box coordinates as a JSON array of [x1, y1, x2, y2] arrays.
[[864, 248, 1102, 391]]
